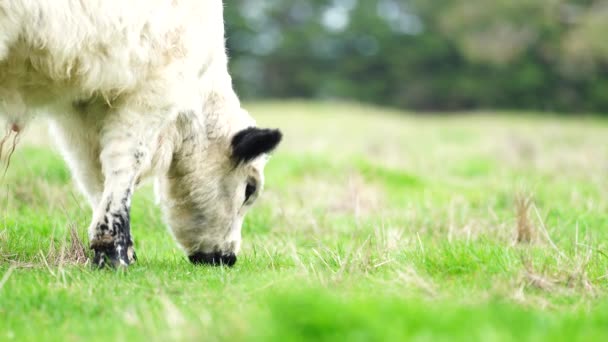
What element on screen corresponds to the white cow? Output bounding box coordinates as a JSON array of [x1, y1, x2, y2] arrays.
[[0, 0, 282, 267]]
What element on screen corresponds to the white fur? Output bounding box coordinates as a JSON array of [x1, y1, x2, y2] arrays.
[[0, 0, 269, 262]]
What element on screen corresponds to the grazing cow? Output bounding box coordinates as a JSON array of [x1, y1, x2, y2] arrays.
[[0, 0, 282, 268]]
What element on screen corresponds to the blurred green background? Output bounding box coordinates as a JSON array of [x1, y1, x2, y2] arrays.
[[224, 0, 608, 113]]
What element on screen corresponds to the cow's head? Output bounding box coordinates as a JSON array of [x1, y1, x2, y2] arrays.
[[158, 111, 282, 267]]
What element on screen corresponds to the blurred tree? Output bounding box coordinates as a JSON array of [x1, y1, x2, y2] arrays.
[[224, 0, 608, 113]]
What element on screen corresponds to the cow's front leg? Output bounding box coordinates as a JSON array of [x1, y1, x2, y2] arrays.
[[89, 107, 164, 268], [90, 186, 137, 268]]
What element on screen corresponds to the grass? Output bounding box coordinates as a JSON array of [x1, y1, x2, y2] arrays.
[[1, 101, 608, 341]]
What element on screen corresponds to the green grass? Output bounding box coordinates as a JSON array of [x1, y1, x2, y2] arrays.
[[2, 101, 608, 341]]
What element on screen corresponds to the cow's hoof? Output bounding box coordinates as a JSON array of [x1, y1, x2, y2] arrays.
[[188, 252, 237, 267], [90, 240, 136, 269]]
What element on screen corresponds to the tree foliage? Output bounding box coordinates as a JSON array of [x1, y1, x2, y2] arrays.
[[225, 0, 608, 112]]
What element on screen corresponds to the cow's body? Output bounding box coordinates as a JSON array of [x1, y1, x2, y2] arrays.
[[0, 0, 282, 267]]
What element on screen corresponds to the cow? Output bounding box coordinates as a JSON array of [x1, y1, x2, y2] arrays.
[[0, 0, 282, 268]]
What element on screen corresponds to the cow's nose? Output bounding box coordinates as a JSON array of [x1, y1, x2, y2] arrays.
[[189, 252, 237, 267]]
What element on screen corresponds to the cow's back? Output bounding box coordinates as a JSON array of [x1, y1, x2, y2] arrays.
[[0, 0, 225, 116]]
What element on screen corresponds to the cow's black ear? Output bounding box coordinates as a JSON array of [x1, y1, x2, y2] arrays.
[[231, 127, 282, 163]]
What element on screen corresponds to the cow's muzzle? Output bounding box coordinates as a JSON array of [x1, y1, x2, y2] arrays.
[[188, 252, 237, 267]]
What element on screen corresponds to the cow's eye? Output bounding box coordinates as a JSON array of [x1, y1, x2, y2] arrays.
[[245, 181, 257, 203]]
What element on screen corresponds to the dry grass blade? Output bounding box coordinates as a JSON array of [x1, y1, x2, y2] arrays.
[[515, 193, 535, 244], [396, 267, 437, 297], [67, 224, 89, 265], [0, 265, 16, 292], [532, 204, 567, 261], [519, 252, 596, 298], [43, 224, 89, 267], [524, 271, 556, 292], [0, 126, 11, 165], [1, 128, 21, 178]]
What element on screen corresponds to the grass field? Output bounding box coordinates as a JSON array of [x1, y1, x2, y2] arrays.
[[1, 101, 608, 341]]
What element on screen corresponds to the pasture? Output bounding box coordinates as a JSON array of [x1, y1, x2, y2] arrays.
[[1, 102, 608, 341]]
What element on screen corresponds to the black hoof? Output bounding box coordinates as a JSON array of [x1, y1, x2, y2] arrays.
[[91, 241, 136, 269], [189, 252, 237, 267]]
